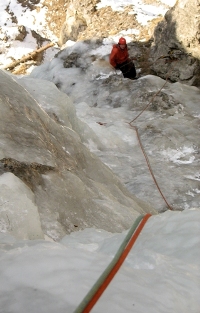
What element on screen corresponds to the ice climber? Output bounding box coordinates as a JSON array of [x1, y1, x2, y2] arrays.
[[109, 37, 137, 80]]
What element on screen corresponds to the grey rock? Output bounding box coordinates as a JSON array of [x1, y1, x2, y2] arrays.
[[150, 0, 200, 86]]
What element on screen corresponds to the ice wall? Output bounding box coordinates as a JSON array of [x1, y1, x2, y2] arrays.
[[0, 69, 155, 240], [0, 173, 44, 240]]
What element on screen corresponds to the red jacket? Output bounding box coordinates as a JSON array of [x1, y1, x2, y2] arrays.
[[109, 44, 129, 68]]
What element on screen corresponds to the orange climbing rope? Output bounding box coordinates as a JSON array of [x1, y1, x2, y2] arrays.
[[131, 125, 173, 211], [128, 73, 174, 211], [74, 213, 151, 313]]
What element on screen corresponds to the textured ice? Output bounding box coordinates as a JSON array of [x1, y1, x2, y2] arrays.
[[0, 209, 199, 313], [0, 173, 44, 240]]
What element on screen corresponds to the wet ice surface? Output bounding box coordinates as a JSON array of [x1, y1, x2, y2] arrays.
[[0, 208, 200, 313], [29, 41, 200, 211]]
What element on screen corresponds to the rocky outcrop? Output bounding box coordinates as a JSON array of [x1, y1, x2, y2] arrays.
[[59, 0, 150, 45], [150, 0, 200, 86]]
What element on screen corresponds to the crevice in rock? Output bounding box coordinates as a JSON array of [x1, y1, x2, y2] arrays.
[[0, 158, 55, 191]]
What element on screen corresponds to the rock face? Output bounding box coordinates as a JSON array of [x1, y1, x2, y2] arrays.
[[150, 0, 200, 86], [0, 70, 156, 240], [59, 0, 97, 44], [58, 0, 156, 45]]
